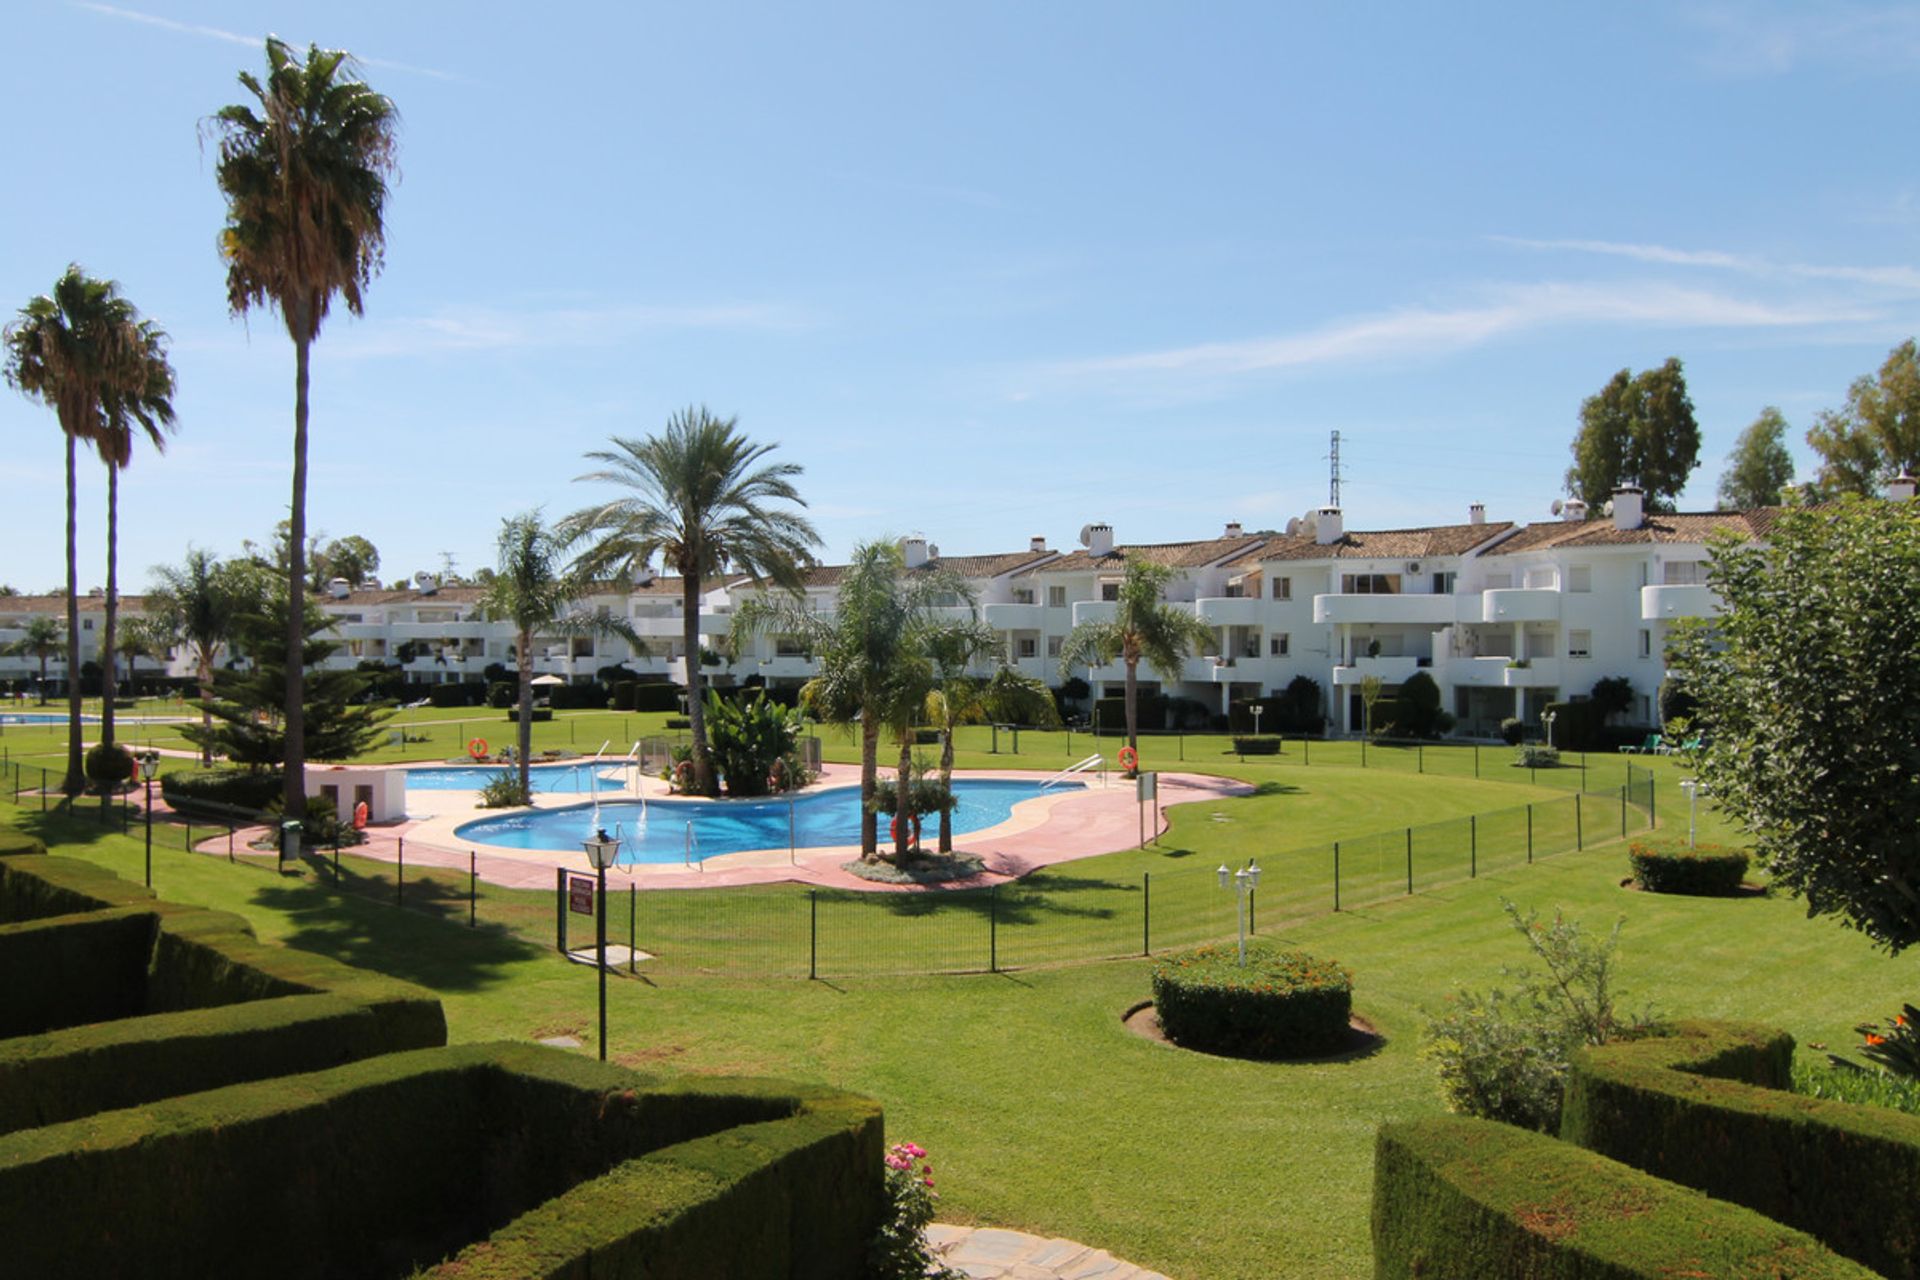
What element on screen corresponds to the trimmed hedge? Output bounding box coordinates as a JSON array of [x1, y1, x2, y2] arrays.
[[0, 1043, 882, 1280], [1230, 735, 1282, 755], [508, 708, 553, 723], [0, 830, 45, 859], [548, 680, 608, 710], [631, 681, 683, 713], [1627, 839, 1750, 895], [0, 908, 155, 1038], [427, 681, 487, 708], [1372, 1115, 1877, 1279], [1151, 942, 1352, 1058], [0, 850, 152, 922], [1562, 1020, 1920, 1279], [159, 767, 281, 818]]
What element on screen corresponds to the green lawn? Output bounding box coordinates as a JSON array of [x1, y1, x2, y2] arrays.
[[3, 752, 1904, 1278]]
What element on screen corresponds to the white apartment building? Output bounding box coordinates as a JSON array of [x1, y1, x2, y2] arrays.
[[0, 486, 1809, 735]]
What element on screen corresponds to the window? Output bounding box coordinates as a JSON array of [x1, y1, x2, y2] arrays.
[[1638, 629, 1652, 658], [1568, 630, 1592, 659], [1524, 567, 1557, 590], [1340, 573, 1401, 595], [1046, 635, 1063, 658], [1047, 586, 1067, 608], [82, 619, 93, 631], [1012, 588, 1035, 605], [1485, 571, 1513, 590], [1664, 561, 1703, 586], [774, 635, 807, 658], [1100, 581, 1120, 602], [1569, 565, 1592, 593], [1269, 633, 1290, 657], [1016, 637, 1037, 659], [1430, 571, 1456, 595], [1272, 576, 1292, 600]]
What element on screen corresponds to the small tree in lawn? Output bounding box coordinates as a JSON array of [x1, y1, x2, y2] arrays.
[[1059, 558, 1212, 771], [1359, 674, 1385, 739], [1671, 497, 1920, 954], [1590, 675, 1634, 723]]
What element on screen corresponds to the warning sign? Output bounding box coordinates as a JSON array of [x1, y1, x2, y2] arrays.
[[568, 875, 595, 915]]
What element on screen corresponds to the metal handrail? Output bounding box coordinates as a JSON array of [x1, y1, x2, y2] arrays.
[[1041, 753, 1103, 789]]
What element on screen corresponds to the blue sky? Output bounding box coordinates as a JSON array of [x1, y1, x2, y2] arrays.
[[4, 1, 1918, 592]]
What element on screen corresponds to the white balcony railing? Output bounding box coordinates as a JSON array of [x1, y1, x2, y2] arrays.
[[1312, 593, 1460, 626], [1332, 656, 1422, 686], [1480, 588, 1561, 623], [1194, 596, 1263, 626], [983, 602, 1045, 631], [1502, 658, 1561, 689], [1640, 584, 1719, 621]]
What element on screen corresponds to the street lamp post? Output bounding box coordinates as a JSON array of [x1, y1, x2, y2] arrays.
[[582, 828, 621, 1061], [1680, 779, 1702, 849], [1251, 703, 1264, 739], [1541, 710, 1557, 750], [137, 752, 159, 888], [1216, 859, 1262, 966]]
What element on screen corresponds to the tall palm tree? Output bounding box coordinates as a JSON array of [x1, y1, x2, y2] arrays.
[[1059, 558, 1213, 769], [560, 408, 818, 797], [922, 626, 1000, 854], [4, 267, 169, 795], [6, 617, 63, 704], [148, 548, 243, 765], [210, 35, 398, 817], [92, 323, 178, 753], [479, 512, 643, 798]]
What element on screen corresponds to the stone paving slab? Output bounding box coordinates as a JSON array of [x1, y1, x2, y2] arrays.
[[927, 1224, 1172, 1280]]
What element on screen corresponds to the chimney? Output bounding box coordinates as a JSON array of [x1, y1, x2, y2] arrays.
[[1224, 521, 1244, 538], [1468, 503, 1486, 526], [1612, 485, 1644, 531], [1085, 523, 1115, 557], [1892, 473, 1918, 503], [1029, 536, 1048, 553], [902, 537, 929, 569], [1315, 507, 1344, 545], [1562, 498, 1588, 522], [327, 577, 352, 600]]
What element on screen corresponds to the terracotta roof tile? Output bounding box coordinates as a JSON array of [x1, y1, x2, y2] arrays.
[[1252, 522, 1514, 562], [1483, 510, 1783, 555], [1015, 535, 1269, 576]]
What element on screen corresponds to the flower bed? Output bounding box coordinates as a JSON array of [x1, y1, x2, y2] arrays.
[[1627, 839, 1750, 896], [1150, 942, 1352, 1058]]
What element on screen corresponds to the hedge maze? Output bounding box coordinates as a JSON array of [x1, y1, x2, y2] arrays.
[[0, 829, 883, 1277]]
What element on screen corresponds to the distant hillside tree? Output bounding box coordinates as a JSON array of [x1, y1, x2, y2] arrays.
[[1717, 406, 1795, 510], [1806, 339, 1920, 498], [1565, 358, 1701, 512]]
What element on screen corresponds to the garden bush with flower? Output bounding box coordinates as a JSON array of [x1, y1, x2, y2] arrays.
[[1151, 942, 1353, 1059], [868, 1141, 960, 1280]]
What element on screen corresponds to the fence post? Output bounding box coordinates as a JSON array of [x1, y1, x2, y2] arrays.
[[1474, 743, 1479, 778], [396, 835, 405, 905], [556, 867, 568, 952], [1333, 842, 1340, 911], [1142, 872, 1151, 956], [628, 883, 636, 974], [1405, 827, 1413, 895], [1575, 795, 1583, 851], [469, 849, 477, 927], [989, 885, 999, 974], [808, 889, 818, 980], [1526, 805, 1533, 863], [1304, 737, 1310, 766], [1470, 814, 1477, 878], [1620, 786, 1627, 839], [1417, 743, 1423, 774], [1649, 775, 1656, 828], [333, 839, 340, 882]]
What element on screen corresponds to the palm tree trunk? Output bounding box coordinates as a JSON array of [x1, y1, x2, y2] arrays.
[[516, 627, 533, 796], [101, 461, 118, 752], [196, 647, 214, 766], [63, 430, 83, 798], [938, 722, 955, 853], [1124, 657, 1140, 762], [860, 715, 880, 859], [283, 330, 311, 819], [681, 572, 714, 796], [894, 734, 913, 860]]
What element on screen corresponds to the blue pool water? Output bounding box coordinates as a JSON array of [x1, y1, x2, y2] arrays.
[[1, 712, 97, 725], [453, 778, 1075, 863], [407, 763, 628, 793]]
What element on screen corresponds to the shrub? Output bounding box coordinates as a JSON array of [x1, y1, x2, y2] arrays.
[[1231, 735, 1282, 755], [427, 681, 485, 709], [609, 680, 639, 711], [1151, 942, 1352, 1059], [508, 708, 553, 723], [160, 768, 282, 817], [665, 716, 690, 730], [486, 681, 516, 709], [631, 681, 682, 713], [83, 743, 136, 791], [1855, 1002, 1920, 1079], [1540, 698, 1605, 751], [1387, 671, 1447, 739], [1424, 900, 1657, 1132], [704, 690, 806, 798], [476, 771, 532, 809], [1627, 839, 1750, 895], [1371, 1116, 1877, 1280], [1499, 716, 1525, 746], [547, 680, 608, 711], [1795, 1058, 1920, 1116], [869, 1142, 961, 1280], [1513, 744, 1560, 768]]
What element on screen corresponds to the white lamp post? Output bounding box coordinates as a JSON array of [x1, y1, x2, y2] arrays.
[[1216, 859, 1262, 965], [137, 752, 160, 888], [1251, 702, 1264, 738], [582, 828, 621, 1061], [1679, 779, 1702, 849], [1541, 709, 1557, 750]]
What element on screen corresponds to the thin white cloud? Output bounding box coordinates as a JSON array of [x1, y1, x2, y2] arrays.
[[71, 2, 464, 82], [1039, 281, 1873, 383], [1493, 236, 1920, 292], [323, 300, 822, 360], [1683, 2, 1920, 75]]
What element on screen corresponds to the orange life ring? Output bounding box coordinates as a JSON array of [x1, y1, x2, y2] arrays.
[[673, 759, 694, 790], [889, 813, 923, 844], [1117, 745, 1138, 772], [468, 737, 489, 760], [352, 801, 369, 831], [768, 759, 787, 791]]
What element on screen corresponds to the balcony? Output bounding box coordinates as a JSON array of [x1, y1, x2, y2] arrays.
[[390, 621, 493, 640], [1502, 658, 1561, 689], [627, 613, 686, 637], [1640, 584, 1719, 621], [1071, 600, 1117, 627], [1332, 656, 1421, 686], [1434, 656, 1513, 688], [1312, 593, 1459, 626], [746, 656, 816, 680], [983, 602, 1044, 631], [1194, 596, 1263, 626], [1480, 589, 1561, 623], [696, 610, 735, 636]]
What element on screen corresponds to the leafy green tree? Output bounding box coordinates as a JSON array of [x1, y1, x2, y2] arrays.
[[561, 407, 818, 797], [1717, 406, 1795, 510], [147, 549, 251, 764], [922, 624, 1002, 854], [1388, 670, 1448, 739], [1806, 339, 1920, 498], [702, 688, 806, 798], [978, 664, 1063, 730], [211, 35, 399, 817], [5, 617, 62, 703], [1359, 674, 1386, 739], [318, 535, 379, 589], [5, 267, 173, 794], [1672, 499, 1920, 952], [1589, 675, 1634, 721], [1059, 559, 1213, 765], [478, 511, 643, 798], [179, 588, 393, 770], [1565, 358, 1702, 512]]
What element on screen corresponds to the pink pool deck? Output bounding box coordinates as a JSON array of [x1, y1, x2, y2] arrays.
[[296, 764, 1254, 895]]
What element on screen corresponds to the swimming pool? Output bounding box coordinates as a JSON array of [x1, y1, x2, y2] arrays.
[[0, 712, 98, 726], [407, 763, 629, 793], [453, 778, 1078, 863]]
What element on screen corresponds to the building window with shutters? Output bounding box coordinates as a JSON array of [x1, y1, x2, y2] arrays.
[[1269, 633, 1290, 657]]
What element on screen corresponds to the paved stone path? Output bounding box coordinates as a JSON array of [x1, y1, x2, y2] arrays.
[[927, 1224, 1172, 1280]]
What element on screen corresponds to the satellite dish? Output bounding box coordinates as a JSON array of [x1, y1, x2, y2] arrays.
[[413, 571, 435, 588], [1078, 525, 1094, 548], [1550, 499, 1564, 516], [1284, 517, 1302, 537], [927, 543, 939, 559]]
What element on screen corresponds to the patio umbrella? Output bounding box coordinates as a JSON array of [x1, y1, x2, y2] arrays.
[[530, 674, 567, 686]]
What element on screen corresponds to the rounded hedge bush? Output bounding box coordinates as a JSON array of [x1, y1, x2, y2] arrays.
[[160, 767, 284, 816], [1627, 839, 1750, 896], [1151, 942, 1353, 1058], [83, 743, 136, 789]]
